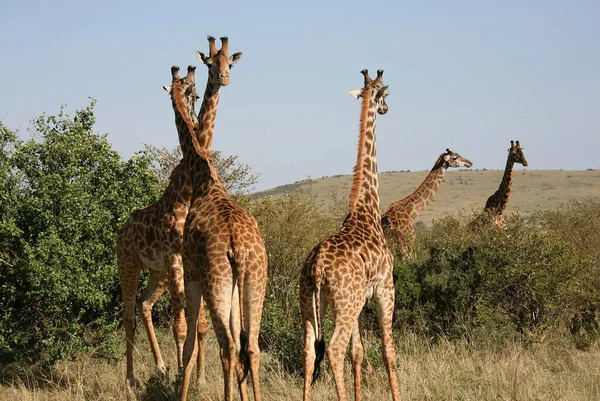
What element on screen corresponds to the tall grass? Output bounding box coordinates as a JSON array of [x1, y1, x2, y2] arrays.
[[2, 329, 600, 400]]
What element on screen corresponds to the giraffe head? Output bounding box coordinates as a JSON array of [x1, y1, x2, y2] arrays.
[[163, 65, 200, 132], [196, 36, 242, 87], [508, 140, 528, 167], [348, 69, 389, 115], [440, 148, 473, 169]]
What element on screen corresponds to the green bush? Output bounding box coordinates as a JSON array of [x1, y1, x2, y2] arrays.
[[538, 200, 600, 346], [247, 192, 338, 373], [0, 101, 162, 367], [392, 208, 598, 344]]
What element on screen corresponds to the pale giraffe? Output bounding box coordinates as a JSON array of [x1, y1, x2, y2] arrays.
[[117, 36, 241, 389], [164, 56, 267, 401], [300, 69, 400, 401], [382, 149, 472, 259], [470, 140, 528, 229]]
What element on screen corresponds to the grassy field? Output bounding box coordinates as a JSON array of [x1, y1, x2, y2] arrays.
[[2, 330, 600, 400], [254, 169, 600, 224]]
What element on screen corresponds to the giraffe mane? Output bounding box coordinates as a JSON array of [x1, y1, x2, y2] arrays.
[[431, 153, 446, 170], [348, 86, 370, 211], [171, 80, 204, 157], [405, 153, 446, 198]]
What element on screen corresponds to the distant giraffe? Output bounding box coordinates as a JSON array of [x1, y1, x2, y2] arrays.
[[117, 36, 241, 389], [382, 149, 472, 258], [299, 69, 400, 401], [164, 54, 267, 401], [470, 140, 528, 229]]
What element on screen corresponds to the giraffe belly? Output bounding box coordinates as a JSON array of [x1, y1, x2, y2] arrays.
[[139, 252, 169, 274]]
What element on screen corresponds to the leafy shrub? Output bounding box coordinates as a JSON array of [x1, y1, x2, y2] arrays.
[[0, 101, 162, 367], [392, 210, 594, 344], [247, 193, 338, 372]]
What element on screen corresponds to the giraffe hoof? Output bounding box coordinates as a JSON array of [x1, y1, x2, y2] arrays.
[[125, 376, 142, 400], [126, 376, 140, 388]]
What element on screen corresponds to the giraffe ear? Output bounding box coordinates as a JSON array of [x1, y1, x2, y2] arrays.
[[230, 52, 242, 65], [163, 85, 172, 94], [348, 89, 362, 99], [196, 51, 209, 65]]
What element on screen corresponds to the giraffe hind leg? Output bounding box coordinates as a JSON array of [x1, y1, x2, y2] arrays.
[[350, 320, 364, 401], [229, 281, 249, 400], [327, 297, 363, 401], [242, 267, 267, 401], [137, 271, 169, 375], [196, 298, 208, 382], [301, 282, 318, 401], [168, 253, 187, 373], [180, 280, 202, 401], [118, 249, 142, 389], [373, 272, 401, 401]]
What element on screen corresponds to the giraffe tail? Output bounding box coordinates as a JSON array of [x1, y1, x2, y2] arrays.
[[308, 245, 326, 385], [229, 240, 250, 383]]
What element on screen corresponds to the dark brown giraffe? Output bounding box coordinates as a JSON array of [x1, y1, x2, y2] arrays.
[[470, 140, 528, 229], [299, 69, 400, 401], [382, 149, 472, 258], [164, 54, 267, 401], [117, 36, 241, 390]]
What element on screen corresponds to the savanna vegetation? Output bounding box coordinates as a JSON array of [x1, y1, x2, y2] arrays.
[[1, 102, 600, 400]]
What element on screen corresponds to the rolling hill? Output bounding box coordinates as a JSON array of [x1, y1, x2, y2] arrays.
[[253, 169, 600, 224]]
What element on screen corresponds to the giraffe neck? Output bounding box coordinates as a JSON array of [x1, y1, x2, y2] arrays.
[[195, 81, 221, 151], [487, 158, 514, 212], [402, 158, 447, 216], [171, 83, 225, 202], [173, 101, 223, 192], [173, 87, 200, 163], [348, 88, 381, 220]]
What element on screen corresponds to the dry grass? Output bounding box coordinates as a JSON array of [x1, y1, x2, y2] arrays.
[[2, 330, 600, 400], [255, 170, 600, 225]]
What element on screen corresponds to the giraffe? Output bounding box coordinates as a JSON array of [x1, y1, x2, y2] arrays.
[[299, 69, 400, 401], [470, 140, 528, 229], [381, 149, 472, 259], [164, 54, 267, 401], [117, 36, 241, 389]]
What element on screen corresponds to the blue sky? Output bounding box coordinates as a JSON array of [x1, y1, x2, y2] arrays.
[[2, 0, 599, 191]]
